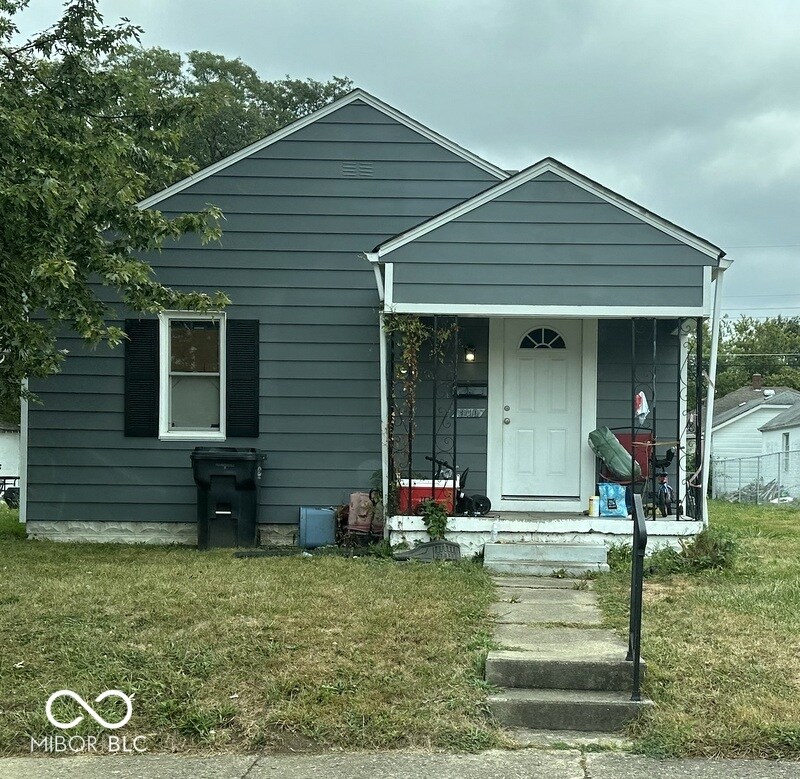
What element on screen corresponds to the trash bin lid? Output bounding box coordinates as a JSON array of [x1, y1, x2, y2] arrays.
[[190, 447, 261, 462]]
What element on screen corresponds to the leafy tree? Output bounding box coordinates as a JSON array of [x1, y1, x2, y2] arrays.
[[714, 316, 800, 397], [0, 0, 226, 415], [688, 316, 800, 409], [0, 1, 351, 420], [107, 46, 352, 179]]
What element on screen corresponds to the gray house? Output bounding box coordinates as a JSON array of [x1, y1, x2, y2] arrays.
[[21, 90, 729, 553]]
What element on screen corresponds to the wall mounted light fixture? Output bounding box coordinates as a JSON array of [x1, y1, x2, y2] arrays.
[[464, 346, 476, 363]]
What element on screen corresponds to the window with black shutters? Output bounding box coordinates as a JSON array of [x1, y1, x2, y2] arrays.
[[124, 315, 259, 439]]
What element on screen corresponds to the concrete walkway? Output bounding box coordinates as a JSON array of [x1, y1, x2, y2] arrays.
[[486, 575, 650, 734], [1, 751, 799, 778]]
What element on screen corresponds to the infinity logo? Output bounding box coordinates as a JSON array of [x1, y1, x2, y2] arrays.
[[45, 690, 133, 730]]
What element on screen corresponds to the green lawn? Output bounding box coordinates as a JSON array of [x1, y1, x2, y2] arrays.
[[0, 506, 499, 755], [596, 501, 800, 759]]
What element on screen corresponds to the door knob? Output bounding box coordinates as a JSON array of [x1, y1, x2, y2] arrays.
[[503, 418, 511, 425]]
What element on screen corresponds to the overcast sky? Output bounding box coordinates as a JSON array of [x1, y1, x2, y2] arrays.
[[18, 0, 800, 318]]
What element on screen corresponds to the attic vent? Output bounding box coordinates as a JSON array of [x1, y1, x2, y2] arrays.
[[341, 161, 373, 178]]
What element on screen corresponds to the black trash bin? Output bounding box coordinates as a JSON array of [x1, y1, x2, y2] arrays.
[[190, 447, 264, 549]]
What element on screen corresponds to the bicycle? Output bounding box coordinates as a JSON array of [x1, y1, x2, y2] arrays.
[[0, 476, 20, 509], [647, 448, 675, 517]]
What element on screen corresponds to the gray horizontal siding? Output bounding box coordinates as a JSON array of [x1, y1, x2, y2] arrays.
[[184, 177, 497, 198], [27, 98, 499, 527], [389, 171, 714, 309], [182, 158, 494, 181], [383, 243, 712, 265], [393, 280, 702, 308]]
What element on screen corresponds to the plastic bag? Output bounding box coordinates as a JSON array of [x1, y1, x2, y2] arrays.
[[598, 482, 628, 518]]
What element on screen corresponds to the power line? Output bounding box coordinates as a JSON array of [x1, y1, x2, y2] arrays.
[[726, 243, 800, 249], [725, 293, 800, 299]]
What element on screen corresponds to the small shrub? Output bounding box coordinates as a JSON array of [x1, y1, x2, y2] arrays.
[[607, 542, 632, 572], [419, 499, 448, 540], [678, 525, 738, 571], [644, 546, 684, 576], [605, 527, 740, 578]]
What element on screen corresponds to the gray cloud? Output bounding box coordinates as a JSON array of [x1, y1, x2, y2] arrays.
[[18, 0, 800, 315]]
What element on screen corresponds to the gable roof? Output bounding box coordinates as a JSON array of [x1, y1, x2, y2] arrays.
[[712, 389, 800, 430], [760, 402, 800, 432], [714, 385, 797, 416], [138, 89, 509, 210], [374, 157, 726, 261]]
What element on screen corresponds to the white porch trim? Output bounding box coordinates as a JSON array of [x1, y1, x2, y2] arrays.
[[386, 303, 707, 318], [486, 317, 598, 513], [383, 263, 394, 307], [678, 325, 689, 514]]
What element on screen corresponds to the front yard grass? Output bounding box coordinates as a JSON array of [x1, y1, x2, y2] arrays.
[[0, 507, 499, 755], [595, 501, 800, 759]]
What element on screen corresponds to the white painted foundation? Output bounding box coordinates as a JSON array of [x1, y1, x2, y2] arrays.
[[387, 515, 703, 558], [26, 521, 299, 546]]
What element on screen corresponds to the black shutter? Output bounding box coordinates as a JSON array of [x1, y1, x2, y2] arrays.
[[226, 320, 260, 437], [124, 319, 159, 437]]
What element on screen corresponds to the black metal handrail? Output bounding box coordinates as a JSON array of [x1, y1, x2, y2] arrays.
[[627, 493, 648, 701]]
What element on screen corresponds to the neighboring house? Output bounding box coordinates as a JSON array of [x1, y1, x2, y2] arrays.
[[22, 89, 729, 549], [0, 422, 20, 481], [711, 380, 800, 461], [710, 378, 800, 492], [761, 403, 800, 455]]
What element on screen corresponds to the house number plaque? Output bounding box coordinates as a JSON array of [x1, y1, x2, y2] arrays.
[[456, 408, 486, 418]]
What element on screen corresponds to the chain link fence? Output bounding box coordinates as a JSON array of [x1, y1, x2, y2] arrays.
[[712, 450, 800, 503]]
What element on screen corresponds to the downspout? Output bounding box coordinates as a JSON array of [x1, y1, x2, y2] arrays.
[[701, 256, 729, 524], [364, 253, 390, 532]]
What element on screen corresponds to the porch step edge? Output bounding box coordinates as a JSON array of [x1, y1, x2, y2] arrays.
[[486, 650, 644, 691], [485, 561, 609, 576], [487, 687, 652, 732], [484, 542, 608, 564]]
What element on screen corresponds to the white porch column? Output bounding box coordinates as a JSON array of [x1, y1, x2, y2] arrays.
[[702, 264, 728, 524]]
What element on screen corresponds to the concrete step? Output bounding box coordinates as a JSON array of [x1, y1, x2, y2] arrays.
[[491, 575, 588, 589], [490, 593, 602, 626], [485, 542, 608, 565], [487, 687, 652, 732], [486, 649, 642, 691], [505, 727, 633, 749], [486, 560, 609, 577]]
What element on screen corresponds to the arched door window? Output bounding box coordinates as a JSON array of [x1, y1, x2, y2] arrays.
[[519, 327, 566, 350]]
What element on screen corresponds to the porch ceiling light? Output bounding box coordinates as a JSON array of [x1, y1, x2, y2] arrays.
[[464, 346, 476, 363]]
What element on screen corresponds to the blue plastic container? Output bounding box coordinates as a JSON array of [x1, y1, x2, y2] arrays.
[[299, 507, 336, 549]]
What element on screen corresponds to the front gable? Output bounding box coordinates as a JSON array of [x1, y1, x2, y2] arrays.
[[376, 160, 724, 316]]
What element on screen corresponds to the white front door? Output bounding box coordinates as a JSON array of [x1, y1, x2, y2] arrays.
[[500, 319, 583, 499]]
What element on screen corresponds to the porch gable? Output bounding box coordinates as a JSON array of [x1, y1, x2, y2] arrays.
[[374, 159, 724, 316]]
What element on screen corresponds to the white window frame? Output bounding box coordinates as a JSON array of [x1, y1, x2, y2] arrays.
[[158, 311, 226, 441]]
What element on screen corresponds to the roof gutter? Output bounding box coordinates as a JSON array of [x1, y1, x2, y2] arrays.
[[701, 254, 728, 521]]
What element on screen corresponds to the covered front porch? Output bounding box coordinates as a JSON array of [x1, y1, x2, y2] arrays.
[[378, 312, 709, 553], [365, 157, 729, 557]]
